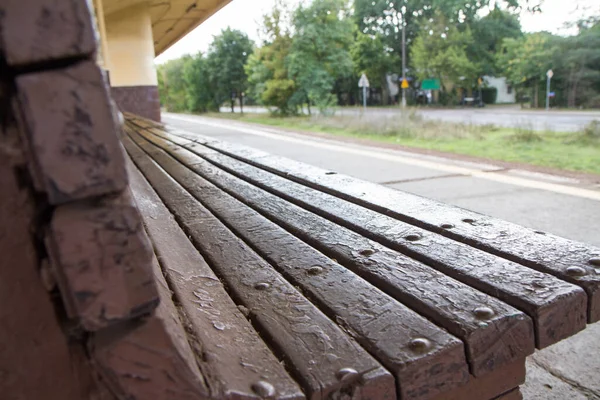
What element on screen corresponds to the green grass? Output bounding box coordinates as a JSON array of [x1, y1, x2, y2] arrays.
[[203, 112, 600, 175]]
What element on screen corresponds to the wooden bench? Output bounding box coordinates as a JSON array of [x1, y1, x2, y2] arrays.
[[121, 113, 599, 400]]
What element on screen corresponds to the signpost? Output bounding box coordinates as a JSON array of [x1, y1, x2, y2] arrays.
[[546, 69, 553, 111], [358, 73, 370, 112]]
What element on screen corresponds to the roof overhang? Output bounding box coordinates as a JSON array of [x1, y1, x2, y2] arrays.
[[103, 0, 232, 56]]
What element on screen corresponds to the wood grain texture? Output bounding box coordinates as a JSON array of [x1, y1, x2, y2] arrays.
[[194, 137, 600, 323], [125, 134, 468, 400], [124, 135, 395, 400], [90, 253, 208, 400], [0, 106, 90, 400], [15, 61, 127, 204], [156, 134, 586, 350], [127, 158, 305, 400], [47, 193, 158, 331], [0, 0, 96, 66], [128, 128, 535, 378]]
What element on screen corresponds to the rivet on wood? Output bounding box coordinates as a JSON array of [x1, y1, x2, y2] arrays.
[[254, 282, 271, 291], [565, 266, 587, 277], [589, 258, 600, 267], [405, 234, 421, 242], [409, 338, 431, 352], [441, 224, 454, 229], [462, 218, 476, 224], [336, 367, 359, 382], [251, 381, 276, 398], [474, 306, 495, 319], [359, 249, 375, 256], [307, 266, 324, 275]]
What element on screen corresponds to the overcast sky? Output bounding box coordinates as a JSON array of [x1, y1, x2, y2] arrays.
[[155, 0, 600, 64]]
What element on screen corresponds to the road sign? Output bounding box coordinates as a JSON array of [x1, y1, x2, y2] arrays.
[[547, 69, 554, 79], [401, 79, 409, 89], [358, 73, 370, 88], [421, 79, 441, 91]]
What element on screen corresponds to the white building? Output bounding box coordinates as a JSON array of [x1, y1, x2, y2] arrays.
[[483, 76, 516, 104]]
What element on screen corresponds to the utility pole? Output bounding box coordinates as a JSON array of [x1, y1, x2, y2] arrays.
[[546, 69, 553, 111], [401, 8, 407, 108]]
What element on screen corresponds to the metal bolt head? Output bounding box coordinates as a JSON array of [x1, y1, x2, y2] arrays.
[[251, 381, 276, 398], [336, 367, 359, 382], [409, 338, 431, 352], [565, 266, 587, 277], [462, 218, 476, 224], [589, 258, 600, 267], [307, 266, 324, 275], [474, 306, 495, 320], [405, 234, 421, 242], [254, 282, 270, 291], [360, 249, 375, 256], [441, 224, 454, 229]]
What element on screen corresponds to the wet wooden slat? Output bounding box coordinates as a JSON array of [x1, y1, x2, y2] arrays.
[[126, 158, 305, 400], [126, 132, 469, 399], [148, 133, 587, 350], [186, 136, 600, 323], [129, 128, 535, 378], [124, 135, 396, 400]]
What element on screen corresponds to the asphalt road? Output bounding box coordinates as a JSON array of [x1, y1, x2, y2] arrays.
[[220, 105, 600, 132], [163, 112, 600, 246]]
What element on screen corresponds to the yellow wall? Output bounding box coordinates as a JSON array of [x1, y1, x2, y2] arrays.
[[105, 3, 158, 87]]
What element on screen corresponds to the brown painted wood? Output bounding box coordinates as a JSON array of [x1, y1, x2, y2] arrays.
[[149, 130, 587, 350], [429, 358, 524, 400], [15, 61, 127, 204], [128, 127, 535, 378], [188, 136, 600, 323], [126, 158, 305, 400], [126, 134, 469, 399], [124, 135, 395, 400], [0, 0, 96, 67], [494, 388, 523, 400], [91, 251, 208, 400], [0, 116, 91, 400]]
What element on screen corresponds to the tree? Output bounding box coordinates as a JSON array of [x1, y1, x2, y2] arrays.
[[206, 28, 254, 113], [353, 0, 523, 77], [245, 2, 297, 114], [157, 56, 191, 112], [411, 12, 479, 102], [497, 32, 557, 107], [554, 21, 600, 108], [288, 0, 354, 113], [468, 7, 523, 75], [182, 52, 218, 113], [351, 31, 400, 104]]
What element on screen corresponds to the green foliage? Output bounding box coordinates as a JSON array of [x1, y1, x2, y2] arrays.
[[157, 56, 190, 112], [551, 22, 600, 108], [351, 31, 399, 90], [468, 7, 523, 75], [245, 2, 297, 114], [497, 32, 557, 107], [288, 0, 354, 114], [182, 52, 218, 112], [206, 28, 254, 110], [481, 87, 498, 104], [157, 1, 600, 111], [411, 12, 479, 95]]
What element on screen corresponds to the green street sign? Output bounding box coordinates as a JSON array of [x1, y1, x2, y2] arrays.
[[421, 79, 441, 90]]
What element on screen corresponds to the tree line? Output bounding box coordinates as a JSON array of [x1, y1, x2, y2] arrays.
[[158, 0, 600, 114]]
